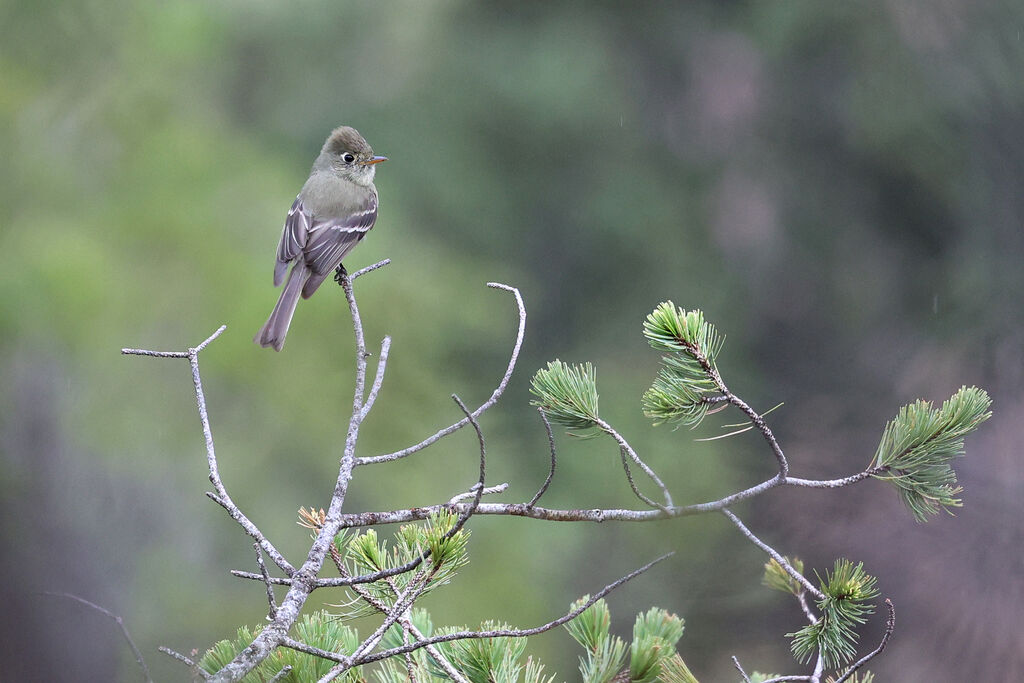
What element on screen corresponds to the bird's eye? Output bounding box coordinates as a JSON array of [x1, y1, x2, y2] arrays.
[[342, 152, 356, 164]]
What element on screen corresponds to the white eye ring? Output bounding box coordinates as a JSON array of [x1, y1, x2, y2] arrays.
[[342, 152, 355, 164]]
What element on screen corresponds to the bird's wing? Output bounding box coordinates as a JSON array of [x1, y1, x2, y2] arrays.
[[274, 196, 312, 286], [299, 190, 378, 298]]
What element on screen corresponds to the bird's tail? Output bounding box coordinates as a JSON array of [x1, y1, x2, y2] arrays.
[[255, 263, 309, 351]]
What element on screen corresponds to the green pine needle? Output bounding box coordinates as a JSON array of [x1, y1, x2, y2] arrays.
[[633, 607, 685, 647], [642, 303, 723, 359], [443, 621, 526, 683], [530, 360, 601, 432], [658, 655, 701, 683], [336, 513, 470, 619], [524, 656, 558, 683], [199, 611, 360, 682], [579, 635, 628, 683], [826, 673, 874, 683], [630, 608, 686, 683], [641, 303, 724, 428], [565, 596, 612, 653], [762, 556, 805, 596], [871, 385, 992, 521], [788, 560, 879, 669]]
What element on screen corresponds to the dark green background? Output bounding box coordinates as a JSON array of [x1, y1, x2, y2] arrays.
[[3, 1, 1021, 680]]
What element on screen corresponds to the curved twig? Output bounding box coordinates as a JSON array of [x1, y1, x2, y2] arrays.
[[619, 446, 668, 512], [360, 336, 392, 421], [594, 417, 674, 509], [357, 283, 525, 466], [832, 599, 895, 683], [527, 408, 558, 507], [123, 326, 294, 576]]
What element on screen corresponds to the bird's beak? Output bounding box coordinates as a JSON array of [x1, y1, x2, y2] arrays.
[[362, 156, 388, 165]]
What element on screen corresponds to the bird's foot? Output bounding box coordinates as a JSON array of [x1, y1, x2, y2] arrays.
[[334, 263, 348, 285]]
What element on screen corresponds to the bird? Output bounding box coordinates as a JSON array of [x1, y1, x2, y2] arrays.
[[255, 126, 386, 351]]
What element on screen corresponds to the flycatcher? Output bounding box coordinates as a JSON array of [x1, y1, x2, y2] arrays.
[[255, 126, 386, 351]]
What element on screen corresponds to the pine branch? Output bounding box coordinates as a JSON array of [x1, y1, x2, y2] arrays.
[[871, 386, 992, 521], [530, 360, 601, 432], [641, 303, 723, 428], [788, 560, 879, 669]]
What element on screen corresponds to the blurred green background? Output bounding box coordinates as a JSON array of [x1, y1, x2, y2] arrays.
[[2, 1, 1022, 680]]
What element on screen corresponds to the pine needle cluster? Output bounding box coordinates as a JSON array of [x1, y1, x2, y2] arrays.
[[198, 611, 360, 682], [565, 597, 696, 683], [640, 303, 724, 428], [871, 385, 992, 521], [762, 556, 805, 596], [376, 611, 543, 683], [788, 560, 879, 669], [338, 510, 470, 618], [529, 360, 601, 432]]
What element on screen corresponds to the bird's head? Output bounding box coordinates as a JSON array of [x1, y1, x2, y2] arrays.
[[321, 126, 387, 186]]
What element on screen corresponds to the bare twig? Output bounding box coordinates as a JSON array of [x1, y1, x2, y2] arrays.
[[353, 553, 672, 667], [123, 325, 294, 576], [158, 646, 209, 679], [350, 568, 432, 661], [121, 325, 226, 358], [267, 666, 293, 683], [231, 570, 293, 585], [360, 336, 392, 421], [449, 483, 508, 504], [696, 353, 789, 477], [724, 392, 788, 477], [619, 446, 668, 511], [451, 392, 488, 513], [732, 655, 752, 682], [832, 598, 895, 683], [797, 590, 818, 624], [234, 464, 882, 588], [594, 417, 674, 509], [282, 636, 353, 666], [527, 408, 558, 507], [350, 258, 391, 280], [786, 469, 883, 488], [42, 592, 152, 683], [253, 543, 277, 620], [722, 509, 823, 599], [402, 634, 418, 683], [358, 283, 525, 466], [398, 618, 466, 683], [317, 665, 347, 683], [205, 271, 374, 681], [297, 553, 673, 673], [333, 564, 471, 683]]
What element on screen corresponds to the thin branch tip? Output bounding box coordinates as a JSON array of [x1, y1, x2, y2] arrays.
[[159, 646, 208, 679], [195, 324, 228, 352], [121, 324, 226, 358], [359, 281, 525, 466], [42, 592, 153, 682], [350, 258, 391, 280]]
